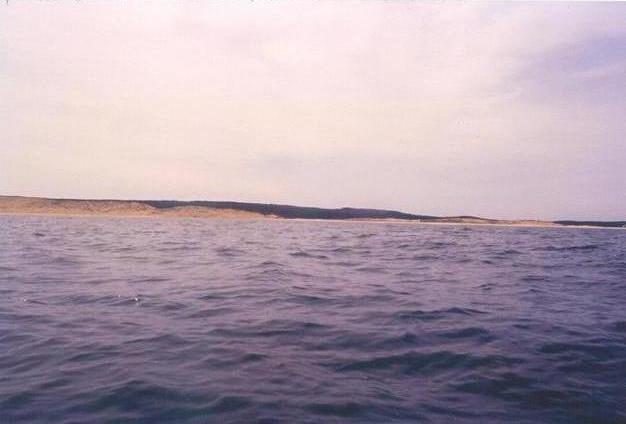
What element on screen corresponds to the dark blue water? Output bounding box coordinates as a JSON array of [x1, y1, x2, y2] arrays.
[[1, 215, 625, 423]]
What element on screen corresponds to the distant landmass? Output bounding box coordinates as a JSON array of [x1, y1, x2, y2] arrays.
[[0, 195, 624, 228]]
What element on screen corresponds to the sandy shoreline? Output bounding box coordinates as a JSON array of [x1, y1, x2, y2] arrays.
[[2, 211, 623, 230]]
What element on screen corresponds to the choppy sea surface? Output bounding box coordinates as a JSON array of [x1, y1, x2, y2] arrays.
[[1, 215, 625, 424]]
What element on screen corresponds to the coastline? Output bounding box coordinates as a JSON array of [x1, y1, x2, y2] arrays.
[[2, 211, 624, 230], [1, 195, 623, 229]]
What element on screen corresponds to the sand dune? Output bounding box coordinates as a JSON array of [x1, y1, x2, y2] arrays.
[[0, 196, 268, 219]]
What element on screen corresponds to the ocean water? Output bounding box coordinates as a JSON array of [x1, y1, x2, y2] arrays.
[[1, 215, 625, 424]]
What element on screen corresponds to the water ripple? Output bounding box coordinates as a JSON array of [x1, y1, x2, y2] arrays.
[[1, 215, 625, 423]]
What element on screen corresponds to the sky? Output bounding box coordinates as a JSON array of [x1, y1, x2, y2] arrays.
[[1, 1, 625, 220]]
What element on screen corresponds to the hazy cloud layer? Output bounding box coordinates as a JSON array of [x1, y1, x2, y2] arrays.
[[1, 1, 624, 219]]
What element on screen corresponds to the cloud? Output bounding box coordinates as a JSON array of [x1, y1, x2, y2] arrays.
[[1, 1, 624, 219]]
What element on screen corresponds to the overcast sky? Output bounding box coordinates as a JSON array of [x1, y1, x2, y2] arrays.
[[1, 1, 625, 220]]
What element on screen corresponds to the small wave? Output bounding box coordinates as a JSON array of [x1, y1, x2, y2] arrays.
[[51, 256, 80, 265], [356, 266, 385, 274], [0, 266, 17, 272], [66, 347, 120, 363], [199, 293, 225, 301], [500, 249, 522, 255], [366, 332, 422, 350], [124, 333, 189, 347], [332, 351, 520, 375], [210, 320, 330, 338], [327, 261, 359, 267], [187, 307, 233, 318], [80, 380, 206, 413], [215, 247, 245, 257], [423, 241, 456, 249], [289, 251, 329, 259], [131, 276, 170, 283], [412, 254, 437, 260], [453, 372, 533, 400], [240, 352, 267, 363], [521, 275, 548, 282], [540, 244, 601, 252], [245, 269, 291, 283], [455, 257, 472, 263], [268, 319, 330, 332], [287, 294, 332, 305], [440, 327, 493, 341], [244, 260, 293, 281], [112, 246, 136, 253], [610, 321, 626, 332], [21, 298, 47, 305], [255, 260, 283, 267], [205, 395, 251, 414], [305, 401, 364, 418], [539, 341, 616, 358], [1, 390, 36, 411], [158, 245, 201, 252], [397, 307, 487, 321]]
